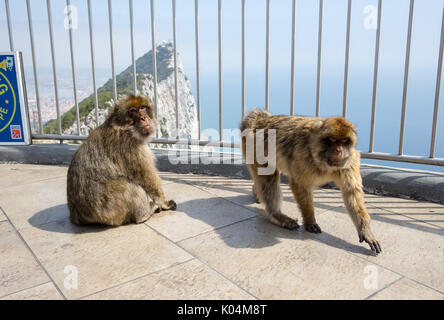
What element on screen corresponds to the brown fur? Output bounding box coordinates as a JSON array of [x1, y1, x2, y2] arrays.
[[240, 109, 381, 253], [67, 95, 176, 226]]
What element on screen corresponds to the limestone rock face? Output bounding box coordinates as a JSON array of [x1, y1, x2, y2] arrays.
[[64, 42, 199, 144]]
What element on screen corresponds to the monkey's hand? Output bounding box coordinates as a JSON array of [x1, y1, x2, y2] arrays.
[[359, 227, 382, 254]]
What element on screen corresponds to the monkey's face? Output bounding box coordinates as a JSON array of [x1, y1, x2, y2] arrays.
[[316, 117, 357, 169], [113, 95, 157, 139], [321, 136, 353, 168], [128, 105, 155, 136]]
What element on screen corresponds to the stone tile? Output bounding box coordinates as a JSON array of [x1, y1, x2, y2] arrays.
[[158, 171, 197, 183], [369, 278, 443, 300], [0, 222, 49, 297], [1, 282, 63, 300], [0, 164, 67, 190], [84, 259, 254, 300], [314, 206, 444, 292], [187, 175, 343, 224], [366, 196, 444, 228], [0, 177, 69, 230], [0, 209, 6, 222], [19, 220, 192, 299], [179, 217, 400, 299], [146, 181, 257, 242]]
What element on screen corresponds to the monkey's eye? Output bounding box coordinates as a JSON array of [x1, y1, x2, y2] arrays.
[[329, 137, 337, 142], [340, 138, 350, 144], [140, 106, 146, 110], [129, 107, 137, 113]]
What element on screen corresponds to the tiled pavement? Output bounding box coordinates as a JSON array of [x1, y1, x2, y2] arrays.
[[0, 164, 442, 300]]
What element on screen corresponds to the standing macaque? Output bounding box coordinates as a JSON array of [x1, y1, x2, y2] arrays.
[[67, 95, 176, 226], [240, 109, 381, 254]]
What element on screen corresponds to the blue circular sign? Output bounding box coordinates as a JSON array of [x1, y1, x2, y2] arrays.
[[0, 70, 17, 133]]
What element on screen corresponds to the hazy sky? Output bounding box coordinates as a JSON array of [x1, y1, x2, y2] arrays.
[[1, 0, 443, 75]]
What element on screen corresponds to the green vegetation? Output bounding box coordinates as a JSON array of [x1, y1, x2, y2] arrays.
[[44, 43, 174, 134]]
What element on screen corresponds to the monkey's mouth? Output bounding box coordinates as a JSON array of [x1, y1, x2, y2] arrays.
[[327, 157, 346, 167], [138, 123, 155, 136]]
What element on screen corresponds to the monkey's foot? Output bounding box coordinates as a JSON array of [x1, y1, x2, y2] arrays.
[[304, 223, 322, 234], [279, 217, 300, 230], [162, 200, 177, 211]]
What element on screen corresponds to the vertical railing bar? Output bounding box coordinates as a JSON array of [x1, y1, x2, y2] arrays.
[[108, 0, 117, 101], [369, 0, 382, 153], [26, 0, 43, 135], [265, 0, 270, 111], [46, 0, 61, 135], [87, 0, 99, 127], [150, 0, 158, 125], [172, 0, 179, 139], [218, 0, 223, 141], [342, 0, 352, 118], [129, 0, 137, 95], [430, 5, 444, 158], [195, 0, 201, 140], [315, 0, 323, 117], [66, 0, 80, 135], [241, 0, 246, 118], [398, 0, 414, 155], [290, 0, 296, 116], [5, 0, 14, 51]]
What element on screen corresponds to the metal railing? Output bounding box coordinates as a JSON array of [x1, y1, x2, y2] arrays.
[[3, 0, 444, 166]]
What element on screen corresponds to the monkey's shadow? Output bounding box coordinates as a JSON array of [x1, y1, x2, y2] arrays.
[[176, 194, 375, 256], [28, 204, 112, 234]]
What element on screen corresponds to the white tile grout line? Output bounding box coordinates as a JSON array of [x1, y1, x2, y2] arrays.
[[363, 276, 404, 300], [171, 215, 259, 244], [0, 281, 53, 299], [179, 177, 344, 217], [76, 258, 196, 300], [0, 175, 67, 191], [144, 223, 260, 300], [0, 206, 67, 300]]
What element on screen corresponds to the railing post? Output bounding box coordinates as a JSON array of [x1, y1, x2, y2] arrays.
[[172, 0, 179, 139], [369, 0, 382, 153], [87, 0, 99, 127], [315, 0, 323, 117], [398, 0, 414, 155], [430, 5, 444, 159], [195, 0, 201, 140], [290, 0, 296, 116], [342, 0, 352, 118], [66, 0, 80, 135], [26, 0, 43, 134], [108, 0, 117, 102], [46, 0, 62, 135], [129, 0, 137, 95]]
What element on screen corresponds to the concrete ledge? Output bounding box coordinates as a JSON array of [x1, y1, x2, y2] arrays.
[[1, 144, 443, 204]]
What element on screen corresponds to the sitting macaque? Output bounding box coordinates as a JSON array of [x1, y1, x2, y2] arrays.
[[67, 95, 176, 226], [240, 109, 381, 254]]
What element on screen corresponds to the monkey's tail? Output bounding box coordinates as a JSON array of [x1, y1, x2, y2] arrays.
[[239, 108, 272, 131]]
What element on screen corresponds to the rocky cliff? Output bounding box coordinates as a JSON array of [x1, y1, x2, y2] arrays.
[[44, 42, 199, 143]]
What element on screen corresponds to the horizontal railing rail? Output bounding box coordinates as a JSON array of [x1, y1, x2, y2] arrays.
[[2, 0, 444, 166]]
